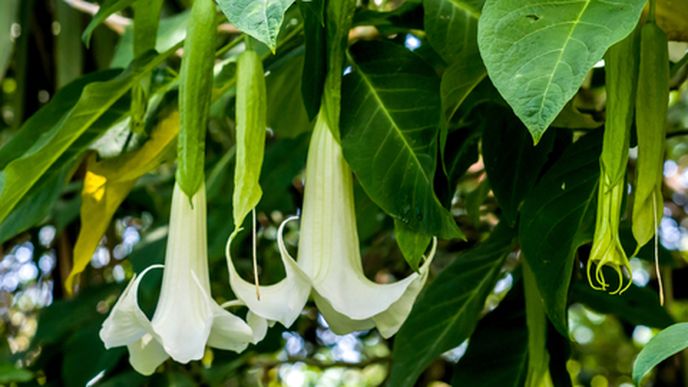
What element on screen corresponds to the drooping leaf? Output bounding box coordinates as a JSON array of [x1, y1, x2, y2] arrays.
[[393, 219, 432, 271], [633, 323, 688, 384], [216, 0, 296, 51], [423, 0, 483, 63], [571, 281, 673, 329], [452, 281, 528, 387], [66, 112, 179, 293], [82, 0, 137, 47], [520, 132, 601, 334], [341, 40, 462, 240], [477, 0, 646, 142], [390, 223, 515, 387], [233, 50, 267, 228], [0, 0, 19, 82], [482, 105, 556, 224], [0, 49, 174, 224], [0, 70, 120, 170], [177, 0, 216, 199], [443, 126, 480, 192]]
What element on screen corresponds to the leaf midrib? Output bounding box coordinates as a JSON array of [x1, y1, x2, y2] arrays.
[[350, 61, 433, 187], [536, 0, 592, 126]]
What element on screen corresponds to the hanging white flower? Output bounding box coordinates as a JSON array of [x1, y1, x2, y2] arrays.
[[226, 111, 437, 338], [100, 183, 257, 375]]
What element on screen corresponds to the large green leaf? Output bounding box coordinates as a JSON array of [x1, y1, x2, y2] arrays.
[[477, 0, 646, 142], [389, 224, 515, 387], [441, 60, 486, 121], [216, 0, 295, 51], [341, 40, 462, 240], [0, 48, 174, 223], [519, 132, 601, 334], [0, 69, 119, 169], [452, 282, 528, 387], [633, 323, 688, 384], [0, 163, 73, 244], [482, 105, 556, 224], [423, 0, 483, 63]]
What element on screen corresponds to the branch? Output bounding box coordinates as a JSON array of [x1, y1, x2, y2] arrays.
[[63, 0, 241, 36], [249, 356, 390, 370], [63, 0, 131, 35], [667, 129, 688, 139]]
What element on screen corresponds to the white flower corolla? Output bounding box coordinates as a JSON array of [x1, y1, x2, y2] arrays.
[[226, 111, 437, 338], [100, 182, 256, 375]]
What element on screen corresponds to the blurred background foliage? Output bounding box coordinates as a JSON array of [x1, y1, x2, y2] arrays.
[[0, 0, 687, 386]]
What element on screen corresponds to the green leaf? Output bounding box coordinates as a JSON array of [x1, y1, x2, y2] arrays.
[[571, 281, 673, 329], [341, 40, 462, 239], [111, 11, 190, 68], [82, 0, 137, 47], [0, 49, 173, 224], [216, 0, 295, 51], [62, 324, 125, 387], [423, 0, 483, 63], [0, 0, 19, 82], [633, 323, 688, 384], [0, 70, 120, 169], [322, 0, 356, 138], [0, 364, 32, 384], [452, 281, 528, 387], [177, 0, 216, 199], [482, 105, 556, 224], [389, 223, 515, 387], [299, 0, 326, 119], [477, 0, 646, 142], [393, 219, 432, 271], [266, 54, 310, 138], [233, 50, 267, 228], [0, 163, 73, 244], [519, 132, 601, 334], [441, 60, 486, 121]]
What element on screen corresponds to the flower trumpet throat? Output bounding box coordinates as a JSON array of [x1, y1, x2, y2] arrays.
[[100, 183, 257, 375], [226, 110, 436, 338]]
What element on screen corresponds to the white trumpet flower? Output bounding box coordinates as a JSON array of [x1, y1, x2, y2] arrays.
[[226, 111, 437, 338], [100, 183, 256, 375]]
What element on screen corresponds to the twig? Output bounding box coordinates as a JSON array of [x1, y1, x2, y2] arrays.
[[63, 0, 240, 36], [667, 129, 688, 139], [249, 356, 391, 370], [63, 0, 131, 35]]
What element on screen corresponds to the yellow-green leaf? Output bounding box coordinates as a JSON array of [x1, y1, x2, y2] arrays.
[[66, 112, 179, 293]]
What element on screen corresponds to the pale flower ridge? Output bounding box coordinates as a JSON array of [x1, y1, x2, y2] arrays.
[[99, 182, 256, 375], [225, 110, 437, 338]]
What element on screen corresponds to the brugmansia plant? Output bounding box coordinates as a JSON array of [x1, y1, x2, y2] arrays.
[[0, 0, 687, 385]]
